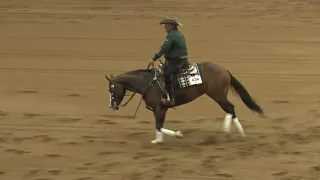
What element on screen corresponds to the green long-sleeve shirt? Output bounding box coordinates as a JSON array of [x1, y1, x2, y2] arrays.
[[153, 29, 188, 61]]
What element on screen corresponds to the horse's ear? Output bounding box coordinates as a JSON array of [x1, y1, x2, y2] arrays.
[[110, 74, 115, 79], [105, 75, 111, 82]]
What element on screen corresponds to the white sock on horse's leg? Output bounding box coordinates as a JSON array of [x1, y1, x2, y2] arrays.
[[233, 117, 246, 137], [161, 128, 175, 136], [161, 128, 183, 138], [151, 130, 164, 144], [224, 114, 232, 133]]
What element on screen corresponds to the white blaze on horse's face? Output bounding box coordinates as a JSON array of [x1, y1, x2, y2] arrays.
[[109, 92, 112, 107], [109, 84, 115, 108]]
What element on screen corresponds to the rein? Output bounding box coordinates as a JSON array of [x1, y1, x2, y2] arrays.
[[120, 61, 155, 108], [119, 60, 171, 119], [118, 60, 174, 119]]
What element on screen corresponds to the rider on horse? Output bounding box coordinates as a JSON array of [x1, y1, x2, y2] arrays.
[[150, 16, 189, 106]]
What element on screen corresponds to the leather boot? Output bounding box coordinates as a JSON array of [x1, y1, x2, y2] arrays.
[[170, 82, 175, 106], [161, 83, 172, 106], [161, 75, 174, 106]]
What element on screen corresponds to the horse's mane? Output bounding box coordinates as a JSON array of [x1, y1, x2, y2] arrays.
[[124, 69, 154, 75], [129, 69, 154, 73], [116, 69, 155, 78]]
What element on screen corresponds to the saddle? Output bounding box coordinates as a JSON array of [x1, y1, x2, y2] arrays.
[[176, 65, 196, 76], [158, 64, 197, 76], [156, 62, 202, 92]]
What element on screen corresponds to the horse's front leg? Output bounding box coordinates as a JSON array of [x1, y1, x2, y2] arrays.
[[151, 106, 183, 144]]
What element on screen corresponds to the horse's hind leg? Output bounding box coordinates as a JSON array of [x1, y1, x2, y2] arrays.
[[219, 100, 245, 137], [207, 92, 246, 137]]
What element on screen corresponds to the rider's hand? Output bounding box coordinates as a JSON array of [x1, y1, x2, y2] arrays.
[[149, 60, 154, 66]]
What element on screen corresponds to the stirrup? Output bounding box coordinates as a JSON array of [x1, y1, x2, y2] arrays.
[[161, 93, 173, 106], [161, 93, 174, 106]]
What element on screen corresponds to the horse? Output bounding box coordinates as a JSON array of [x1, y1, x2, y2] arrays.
[[105, 61, 264, 144]]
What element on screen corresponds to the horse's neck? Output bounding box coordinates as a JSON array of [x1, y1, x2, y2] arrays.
[[117, 72, 152, 94]]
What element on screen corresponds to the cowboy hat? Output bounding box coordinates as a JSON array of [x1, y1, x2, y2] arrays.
[[159, 16, 183, 27]]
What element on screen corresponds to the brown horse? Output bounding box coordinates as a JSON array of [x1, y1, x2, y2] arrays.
[[105, 61, 264, 144]]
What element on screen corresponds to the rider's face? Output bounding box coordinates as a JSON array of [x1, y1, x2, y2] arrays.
[[164, 24, 174, 32]]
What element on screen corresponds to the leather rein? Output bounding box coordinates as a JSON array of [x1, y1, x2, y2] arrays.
[[120, 60, 158, 107]]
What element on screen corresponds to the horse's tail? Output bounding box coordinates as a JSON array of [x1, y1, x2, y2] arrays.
[[227, 70, 264, 115]]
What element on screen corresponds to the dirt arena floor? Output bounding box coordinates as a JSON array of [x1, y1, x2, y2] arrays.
[[1, 0, 320, 180]]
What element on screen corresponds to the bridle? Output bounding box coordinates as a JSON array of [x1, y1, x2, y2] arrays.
[[118, 60, 161, 108], [114, 60, 165, 118], [109, 84, 121, 110]]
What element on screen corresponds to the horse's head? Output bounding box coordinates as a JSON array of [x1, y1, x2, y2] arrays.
[[105, 74, 125, 111]]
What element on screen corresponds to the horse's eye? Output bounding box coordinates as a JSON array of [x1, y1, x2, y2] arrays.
[[111, 84, 115, 89]]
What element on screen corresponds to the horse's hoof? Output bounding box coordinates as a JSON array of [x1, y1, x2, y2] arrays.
[[175, 131, 183, 139], [151, 139, 163, 144], [223, 128, 231, 134]]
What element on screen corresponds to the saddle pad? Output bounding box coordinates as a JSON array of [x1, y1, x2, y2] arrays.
[[177, 63, 202, 88]]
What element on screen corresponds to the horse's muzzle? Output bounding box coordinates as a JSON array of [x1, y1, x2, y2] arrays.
[[110, 103, 120, 111]]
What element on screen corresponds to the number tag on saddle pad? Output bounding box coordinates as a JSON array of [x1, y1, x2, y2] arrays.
[[177, 74, 203, 88], [188, 75, 202, 85]]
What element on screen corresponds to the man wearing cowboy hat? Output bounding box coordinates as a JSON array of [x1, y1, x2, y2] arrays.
[[150, 16, 189, 106]]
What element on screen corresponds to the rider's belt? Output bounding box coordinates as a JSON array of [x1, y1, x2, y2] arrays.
[[179, 55, 188, 59], [167, 55, 187, 60]]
